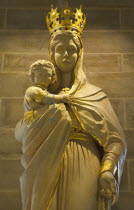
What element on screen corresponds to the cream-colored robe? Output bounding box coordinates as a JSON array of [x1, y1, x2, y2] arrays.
[[15, 36, 127, 210], [16, 104, 72, 210], [15, 83, 126, 210]]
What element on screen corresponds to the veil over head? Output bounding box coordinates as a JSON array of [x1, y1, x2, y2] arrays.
[[48, 31, 127, 186], [48, 31, 87, 94]]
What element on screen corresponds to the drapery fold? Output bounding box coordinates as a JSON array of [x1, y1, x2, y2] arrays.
[[16, 104, 71, 210], [15, 86, 126, 210]]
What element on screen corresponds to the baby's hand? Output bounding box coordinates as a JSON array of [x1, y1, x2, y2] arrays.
[[62, 94, 72, 103]]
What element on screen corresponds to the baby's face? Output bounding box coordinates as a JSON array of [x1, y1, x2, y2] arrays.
[[34, 67, 52, 87]]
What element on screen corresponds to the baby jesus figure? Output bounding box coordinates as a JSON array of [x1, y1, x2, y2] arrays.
[[15, 61, 72, 207], [23, 60, 71, 126]]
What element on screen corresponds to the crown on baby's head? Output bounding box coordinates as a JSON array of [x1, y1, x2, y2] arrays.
[[46, 5, 86, 37]]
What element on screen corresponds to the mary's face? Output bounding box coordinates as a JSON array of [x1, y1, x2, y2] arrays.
[[54, 38, 78, 73]]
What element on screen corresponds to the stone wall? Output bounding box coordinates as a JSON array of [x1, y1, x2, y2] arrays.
[[0, 0, 134, 209]]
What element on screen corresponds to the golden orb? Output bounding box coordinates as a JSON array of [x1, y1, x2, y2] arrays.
[[64, 9, 70, 15]]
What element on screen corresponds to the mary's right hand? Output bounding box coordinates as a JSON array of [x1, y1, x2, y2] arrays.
[[99, 171, 119, 206]]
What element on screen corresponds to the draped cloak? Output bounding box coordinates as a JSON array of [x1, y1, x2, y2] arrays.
[[15, 42, 127, 210]]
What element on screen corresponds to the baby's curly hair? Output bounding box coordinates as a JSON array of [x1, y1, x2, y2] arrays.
[[29, 60, 55, 83]]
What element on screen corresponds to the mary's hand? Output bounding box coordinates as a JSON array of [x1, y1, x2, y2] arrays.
[[99, 171, 119, 206]]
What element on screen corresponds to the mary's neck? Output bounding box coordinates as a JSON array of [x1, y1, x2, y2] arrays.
[[60, 71, 74, 89]]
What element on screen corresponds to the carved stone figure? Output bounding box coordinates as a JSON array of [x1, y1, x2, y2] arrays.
[[15, 5, 127, 210], [21, 60, 71, 126]]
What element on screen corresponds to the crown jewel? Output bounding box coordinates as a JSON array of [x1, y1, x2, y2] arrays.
[[46, 5, 86, 37]]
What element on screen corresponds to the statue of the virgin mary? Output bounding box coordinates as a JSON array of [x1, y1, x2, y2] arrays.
[[15, 3, 127, 210]]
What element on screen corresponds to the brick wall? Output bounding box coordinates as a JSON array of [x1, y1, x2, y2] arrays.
[[0, 0, 134, 209]]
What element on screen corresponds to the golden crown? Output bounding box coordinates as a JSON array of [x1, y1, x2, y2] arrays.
[[46, 5, 86, 37]]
